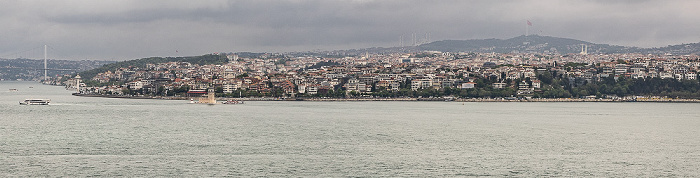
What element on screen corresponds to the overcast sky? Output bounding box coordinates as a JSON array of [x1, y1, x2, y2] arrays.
[[1, 0, 699, 61]]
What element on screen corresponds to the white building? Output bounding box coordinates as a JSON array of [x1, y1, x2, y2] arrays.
[[459, 82, 476, 89], [128, 80, 144, 90], [492, 83, 506, 89], [223, 83, 240, 93]]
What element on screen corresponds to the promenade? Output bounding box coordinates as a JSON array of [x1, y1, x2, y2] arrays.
[[72, 94, 700, 103]]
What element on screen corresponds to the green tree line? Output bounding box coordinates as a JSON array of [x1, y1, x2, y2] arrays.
[[79, 54, 227, 80]]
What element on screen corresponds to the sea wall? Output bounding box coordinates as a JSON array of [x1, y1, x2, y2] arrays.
[[72, 94, 700, 103]]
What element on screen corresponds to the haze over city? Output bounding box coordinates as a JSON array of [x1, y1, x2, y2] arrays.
[[1, 0, 699, 60]]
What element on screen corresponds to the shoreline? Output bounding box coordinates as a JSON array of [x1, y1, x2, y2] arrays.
[[71, 94, 700, 103]]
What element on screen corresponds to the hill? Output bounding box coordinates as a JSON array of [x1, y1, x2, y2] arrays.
[[418, 35, 644, 54], [417, 35, 700, 55], [646, 42, 700, 55], [78, 54, 227, 79], [0, 58, 113, 81]]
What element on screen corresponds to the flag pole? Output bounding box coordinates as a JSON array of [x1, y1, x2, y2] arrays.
[[525, 21, 529, 36]]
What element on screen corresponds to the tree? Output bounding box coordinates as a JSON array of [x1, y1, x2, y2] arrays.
[[537, 71, 553, 84], [157, 86, 165, 96]]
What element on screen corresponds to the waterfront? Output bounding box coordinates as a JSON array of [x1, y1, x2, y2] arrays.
[[2, 81, 700, 177]]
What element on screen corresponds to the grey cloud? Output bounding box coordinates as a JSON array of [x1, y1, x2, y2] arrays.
[[1, 0, 699, 60]]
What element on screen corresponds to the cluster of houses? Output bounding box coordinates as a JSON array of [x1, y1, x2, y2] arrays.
[[62, 51, 700, 97]]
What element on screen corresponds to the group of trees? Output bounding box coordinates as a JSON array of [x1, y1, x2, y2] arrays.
[[79, 54, 228, 80], [564, 76, 700, 98], [367, 70, 700, 99]]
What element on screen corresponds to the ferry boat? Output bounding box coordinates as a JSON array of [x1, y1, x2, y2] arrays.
[[19, 99, 51, 105], [222, 100, 244, 104]]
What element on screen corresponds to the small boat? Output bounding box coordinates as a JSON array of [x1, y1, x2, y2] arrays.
[[222, 100, 244, 104], [9, 89, 17, 91], [20, 99, 50, 105]]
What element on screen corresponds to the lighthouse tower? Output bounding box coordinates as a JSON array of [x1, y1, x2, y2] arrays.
[[207, 88, 216, 104], [75, 74, 82, 93]]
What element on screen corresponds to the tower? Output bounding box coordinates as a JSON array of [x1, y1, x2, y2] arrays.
[[427, 32, 431, 43], [44, 45, 47, 81], [580, 44, 588, 55], [412, 33, 416, 46], [207, 88, 216, 104], [424, 33, 429, 44], [75, 74, 81, 93]]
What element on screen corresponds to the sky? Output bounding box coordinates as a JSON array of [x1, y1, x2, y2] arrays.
[[1, 0, 699, 61]]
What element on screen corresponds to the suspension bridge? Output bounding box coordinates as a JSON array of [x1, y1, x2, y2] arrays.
[[0, 45, 80, 80]]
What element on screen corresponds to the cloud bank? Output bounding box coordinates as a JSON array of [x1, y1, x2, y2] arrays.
[[1, 0, 699, 60]]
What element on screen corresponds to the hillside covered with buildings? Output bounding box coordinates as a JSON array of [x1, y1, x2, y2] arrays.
[[54, 49, 700, 100]]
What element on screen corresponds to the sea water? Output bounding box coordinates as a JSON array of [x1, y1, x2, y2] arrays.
[[1, 81, 699, 177]]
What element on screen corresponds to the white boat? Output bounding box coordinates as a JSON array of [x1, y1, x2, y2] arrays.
[[20, 99, 51, 105], [222, 100, 244, 104]]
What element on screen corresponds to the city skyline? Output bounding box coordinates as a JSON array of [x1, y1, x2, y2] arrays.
[[1, 0, 700, 61]]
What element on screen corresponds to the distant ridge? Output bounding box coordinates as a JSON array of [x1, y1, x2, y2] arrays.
[[78, 54, 227, 80], [70, 36, 700, 80], [417, 35, 700, 55]]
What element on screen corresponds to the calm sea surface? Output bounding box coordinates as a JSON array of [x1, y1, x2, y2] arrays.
[[1, 81, 700, 177]]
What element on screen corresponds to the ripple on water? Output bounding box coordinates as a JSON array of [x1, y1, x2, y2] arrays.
[[1, 82, 700, 177]]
